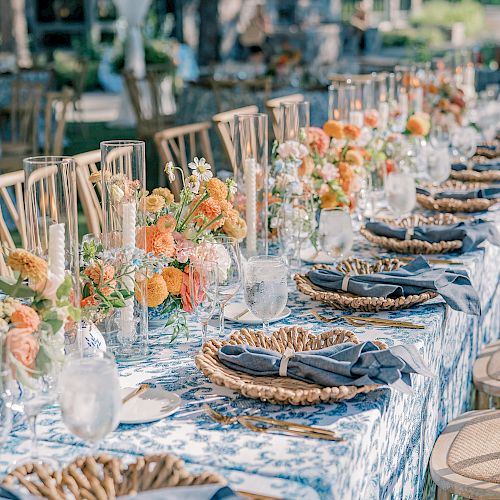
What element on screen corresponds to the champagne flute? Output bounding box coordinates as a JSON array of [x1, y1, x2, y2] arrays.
[[318, 209, 354, 263], [212, 235, 241, 337], [385, 172, 416, 218], [243, 256, 288, 335], [189, 261, 219, 345], [60, 350, 121, 456]]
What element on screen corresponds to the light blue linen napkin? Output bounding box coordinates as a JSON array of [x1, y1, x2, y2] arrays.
[[452, 161, 500, 172], [307, 256, 480, 315]]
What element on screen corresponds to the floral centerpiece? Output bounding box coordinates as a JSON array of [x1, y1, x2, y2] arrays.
[[424, 78, 466, 127], [134, 158, 246, 341], [0, 249, 78, 383]]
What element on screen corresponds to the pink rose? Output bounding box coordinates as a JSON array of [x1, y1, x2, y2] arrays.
[[317, 162, 338, 182], [305, 127, 330, 156], [6, 328, 39, 370]]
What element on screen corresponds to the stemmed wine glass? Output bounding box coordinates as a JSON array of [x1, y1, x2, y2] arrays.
[[60, 350, 121, 456], [427, 146, 451, 185], [318, 209, 354, 263], [189, 261, 219, 345], [451, 126, 478, 168], [385, 171, 416, 218], [243, 256, 288, 335], [212, 235, 241, 337], [429, 124, 450, 149]]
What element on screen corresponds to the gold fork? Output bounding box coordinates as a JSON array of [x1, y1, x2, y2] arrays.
[[311, 310, 425, 329], [204, 405, 343, 441]]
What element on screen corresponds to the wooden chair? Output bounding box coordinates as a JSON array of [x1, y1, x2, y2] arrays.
[[154, 122, 214, 198], [212, 105, 258, 174], [210, 77, 272, 113], [430, 410, 500, 499], [73, 150, 102, 237], [43, 87, 74, 156], [0, 170, 27, 253], [473, 340, 500, 410], [265, 93, 304, 140], [1, 80, 43, 158], [123, 68, 175, 139]]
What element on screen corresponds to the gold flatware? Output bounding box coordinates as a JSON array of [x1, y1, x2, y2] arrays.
[[311, 310, 425, 330], [237, 491, 283, 500], [234, 307, 250, 320], [122, 383, 150, 405], [204, 405, 343, 441]]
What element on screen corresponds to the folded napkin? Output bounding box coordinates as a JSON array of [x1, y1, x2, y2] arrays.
[[433, 187, 500, 200], [307, 256, 480, 315], [218, 341, 433, 393], [452, 161, 500, 172], [121, 485, 239, 500], [365, 219, 500, 253]]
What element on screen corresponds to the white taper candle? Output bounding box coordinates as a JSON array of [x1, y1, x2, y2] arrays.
[[244, 158, 257, 256], [48, 223, 65, 286]]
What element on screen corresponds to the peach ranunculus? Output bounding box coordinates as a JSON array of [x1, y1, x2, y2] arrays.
[[11, 305, 40, 333], [222, 215, 247, 240], [152, 187, 175, 206], [156, 214, 176, 233], [345, 149, 364, 166], [343, 124, 361, 141], [193, 196, 225, 230], [305, 127, 330, 156], [140, 194, 166, 213], [364, 109, 379, 128], [6, 328, 39, 369], [338, 161, 354, 194], [323, 120, 344, 140], [406, 113, 430, 136], [206, 178, 228, 202], [84, 263, 115, 285]]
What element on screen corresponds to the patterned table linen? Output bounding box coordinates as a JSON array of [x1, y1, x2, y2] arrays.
[[2, 228, 499, 500]]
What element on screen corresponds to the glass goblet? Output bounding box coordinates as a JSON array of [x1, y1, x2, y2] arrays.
[[60, 350, 121, 456], [451, 126, 478, 167], [427, 146, 451, 185], [212, 235, 242, 338], [243, 256, 288, 335], [385, 172, 416, 218], [189, 261, 219, 345], [318, 209, 354, 263]]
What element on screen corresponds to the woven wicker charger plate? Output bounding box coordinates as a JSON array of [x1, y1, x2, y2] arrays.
[[195, 326, 387, 405], [360, 214, 463, 254], [2, 454, 225, 500], [450, 169, 500, 183], [294, 257, 437, 312]]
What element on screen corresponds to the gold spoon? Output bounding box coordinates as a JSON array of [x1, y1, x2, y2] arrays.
[[122, 383, 150, 405]]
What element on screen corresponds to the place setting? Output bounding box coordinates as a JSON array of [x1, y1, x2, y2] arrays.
[[1, 8, 500, 499]]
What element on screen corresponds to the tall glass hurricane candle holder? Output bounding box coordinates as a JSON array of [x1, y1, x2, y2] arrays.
[[24, 156, 80, 349], [278, 101, 310, 142], [328, 84, 355, 123], [233, 114, 268, 258], [100, 140, 148, 362]]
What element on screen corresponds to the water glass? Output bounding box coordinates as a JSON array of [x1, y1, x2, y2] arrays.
[[244, 256, 288, 334], [318, 209, 354, 261], [427, 146, 451, 185], [60, 350, 121, 455], [212, 236, 241, 337], [430, 124, 450, 148], [451, 126, 478, 165], [278, 101, 310, 142], [385, 172, 416, 217], [189, 261, 219, 345]]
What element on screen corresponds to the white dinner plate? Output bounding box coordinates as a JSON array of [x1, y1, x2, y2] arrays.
[[224, 303, 291, 325], [300, 246, 336, 265], [120, 386, 181, 425]]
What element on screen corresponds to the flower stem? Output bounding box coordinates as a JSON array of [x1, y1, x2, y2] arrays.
[[196, 213, 223, 238], [178, 192, 208, 232]]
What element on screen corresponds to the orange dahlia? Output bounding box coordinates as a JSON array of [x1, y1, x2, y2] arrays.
[[206, 178, 228, 201], [162, 267, 184, 295]]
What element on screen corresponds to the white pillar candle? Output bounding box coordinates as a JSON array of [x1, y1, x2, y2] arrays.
[[399, 92, 408, 117], [349, 110, 364, 128], [413, 87, 423, 113], [120, 202, 137, 341], [244, 158, 257, 256], [379, 102, 389, 131], [48, 223, 65, 286]]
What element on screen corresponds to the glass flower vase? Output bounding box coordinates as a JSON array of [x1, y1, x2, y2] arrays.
[[100, 140, 149, 362]]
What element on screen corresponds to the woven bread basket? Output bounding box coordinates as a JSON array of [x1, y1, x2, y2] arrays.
[[1, 454, 225, 500], [195, 326, 387, 405], [360, 214, 463, 254], [294, 257, 437, 312]]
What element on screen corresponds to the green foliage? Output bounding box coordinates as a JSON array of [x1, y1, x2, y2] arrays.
[[53, 50, 100, 91], [411, 0, 485, 38]]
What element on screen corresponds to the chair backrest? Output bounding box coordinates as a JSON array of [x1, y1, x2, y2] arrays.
[[154, 122, 214, 198], [6, 80, 43, 154], [210, 77, 272, 113], [0, 170, 27, 251], [329, 73, 374, 84], [265, 93, 304, 140], [43, 87, 74, 156], [212, 105, 258, 174], [73, 149, 102, 237]]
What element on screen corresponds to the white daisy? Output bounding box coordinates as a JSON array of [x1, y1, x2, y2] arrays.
[[164, 161, 176, 183], [188, 157, 213, 182]]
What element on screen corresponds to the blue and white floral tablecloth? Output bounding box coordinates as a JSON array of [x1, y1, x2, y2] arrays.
[[1, 230, 499, 500]]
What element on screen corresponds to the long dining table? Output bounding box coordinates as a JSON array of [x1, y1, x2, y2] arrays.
[[1, 216, 499, 500]]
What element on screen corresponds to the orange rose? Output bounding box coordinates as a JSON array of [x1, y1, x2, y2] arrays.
[[345, 149, 364, 166], [406, 114, 430, 136], [320, 191, 339, 209], [84, 263, 115, 285], [7, 328, 39, 369], [364, 110, 379, 128], [343, 124, 361, 141], [323, 120, 344, 139], [11, 305, 40, 333]]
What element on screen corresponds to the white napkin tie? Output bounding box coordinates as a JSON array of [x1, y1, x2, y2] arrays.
[[279, 347, 295, 377]]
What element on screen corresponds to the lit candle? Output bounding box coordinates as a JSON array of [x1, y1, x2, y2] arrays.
[[120, 202, 137, 340], [244, 158, 257, 256], [464, 63, 475, 97], [399, 91, 408, 117], [349, 110, 364, 128], [413, 87, 423, 113], [379, 102, 389, 131], [48, 223, 65, 286]]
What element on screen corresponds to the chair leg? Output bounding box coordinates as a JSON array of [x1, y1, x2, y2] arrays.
[[493, 396, 500, 408], [477, 391, 490, 410], [436, 487, 453, 500]]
